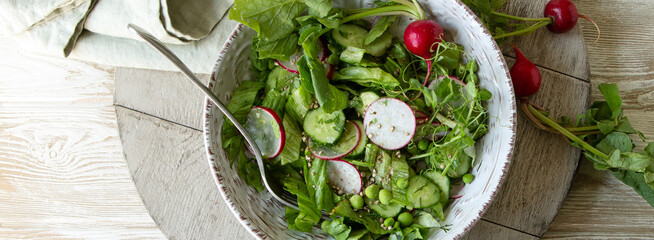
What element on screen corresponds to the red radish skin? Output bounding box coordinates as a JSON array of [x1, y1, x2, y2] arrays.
[[403, 20, 444, 85], [509, 43, 541, 99], [544, 0, 578, 33], [325, 159, 363, 194]]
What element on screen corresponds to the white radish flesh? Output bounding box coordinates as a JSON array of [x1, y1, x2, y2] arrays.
[[326, 160, 363, 194], [363, 98, 416, 150]]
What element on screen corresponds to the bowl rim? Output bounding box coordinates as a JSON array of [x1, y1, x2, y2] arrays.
[[203, 1, 516, 238]]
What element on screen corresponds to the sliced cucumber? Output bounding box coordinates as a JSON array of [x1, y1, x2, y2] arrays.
[[423, 169, 450, 203], [303, 108, 346, 144], [355, 91, 380, 115], [346, 120, 368, 158], [309, 121, 361, 160], [406, 175, 441, 208], [332, 24, 368, 49], [366, 197, 402, 218], [390, 156, 411, 207]]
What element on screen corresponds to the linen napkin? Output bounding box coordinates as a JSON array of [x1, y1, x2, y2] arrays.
[[1, 0, 236, 74]]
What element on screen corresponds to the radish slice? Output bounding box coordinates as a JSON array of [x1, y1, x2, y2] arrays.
[[309, 121, 361, 160], [244, 106, 285, 158], [326, 160, 363, 194], [414, 110, 429, 125], [363, 98, 416, 150]]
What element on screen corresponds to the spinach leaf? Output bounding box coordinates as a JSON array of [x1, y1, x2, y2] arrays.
[[229, 0, 306, 41], [250, 37, 274, 80], [321, 218, 351, 240], [612, 169, 654, 208], [305, 0, 332, 18], [332, 67, 400, 89], [256, 34, 299, 61], [598, 83, 623, 120], [305, 158, 335, 212], [365, 16, 398, 45]]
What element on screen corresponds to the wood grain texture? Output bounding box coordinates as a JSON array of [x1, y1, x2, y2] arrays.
[[480, 59, 590, 237], [463, 220, 538, 240], [114, 68, 210, 130], [498, 0, 590, 81], [116, 106, 251, 240], [0, 36, 163, 239], [543, 0, 654, 238]]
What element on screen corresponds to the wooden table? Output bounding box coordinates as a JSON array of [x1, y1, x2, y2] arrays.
[[1, 0, 653, 239]]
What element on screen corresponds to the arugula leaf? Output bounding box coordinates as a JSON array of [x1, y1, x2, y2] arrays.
[[305, 0, 332, 18], [598, 83, 623, 120], [365, 16, 398, 45], [612, 169, 654, 208], [256, 34, 299, 61], [305, 158, 335, 212], [321, 218, 351, 240], [332, 67, 400, 88], [229, 0, 306, 41]]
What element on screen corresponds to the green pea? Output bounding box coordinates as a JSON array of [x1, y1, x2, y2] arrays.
[[350, 194, 364, 209], [383, 217, 395, 227], [396, 178, 409, 189], [418, 139, 429, 151], [398, 212, 413, 226], [379, 189, 392, 205], [365, 185, 380, 199], [463, 173, 474, 184]]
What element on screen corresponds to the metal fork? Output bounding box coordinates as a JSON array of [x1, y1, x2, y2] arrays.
[[126, 24, 300, 211]]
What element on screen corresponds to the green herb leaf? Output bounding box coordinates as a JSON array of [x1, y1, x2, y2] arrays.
[[282, 170, 321, 232], [330, 200, 391, 235], [305, 54, 348, 113], [645, 142, 654, 158], [276, 116, 303, 165], [321, 218, 351, 240], [598, 83, 622, 120], [229, 0, 306, 41], [479, 88, 493, 101], [595, 132, 633, 154], [606, 151, 651, 173]]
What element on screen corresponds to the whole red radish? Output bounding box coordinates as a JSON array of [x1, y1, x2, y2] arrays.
[[403, 19, 444, 85], [544, 0, 579, 33], [509, 43, 541, 98], [403, 19, 444, 59]]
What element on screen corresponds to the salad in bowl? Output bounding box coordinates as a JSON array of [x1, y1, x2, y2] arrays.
[[204, 0, 516, 239]]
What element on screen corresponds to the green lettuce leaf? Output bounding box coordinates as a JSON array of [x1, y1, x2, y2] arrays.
[[305, 0, 332, 18], [305, 158, 335, 212], [229, 0, 306, 41], [282, 170, 321, 232], [256, 34, 299, 61], [332, 67, 400, 89], [365, 16, 398, 45], [330, 200, 391, 235]]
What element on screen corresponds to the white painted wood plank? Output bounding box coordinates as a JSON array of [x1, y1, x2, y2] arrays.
[[0, 35, 163, 239]]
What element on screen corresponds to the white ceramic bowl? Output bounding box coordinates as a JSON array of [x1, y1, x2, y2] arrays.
[[204, 0, 516, 239]]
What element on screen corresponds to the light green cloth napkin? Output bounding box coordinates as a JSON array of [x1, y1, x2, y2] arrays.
[[1, 0, 235, 74]]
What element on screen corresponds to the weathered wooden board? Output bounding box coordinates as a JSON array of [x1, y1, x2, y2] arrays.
[[463, 220, 539, 240], [116, 106, 251, 239]]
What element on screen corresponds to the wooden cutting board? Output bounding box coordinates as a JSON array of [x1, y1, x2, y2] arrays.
[[113, 0, 590, 238]]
